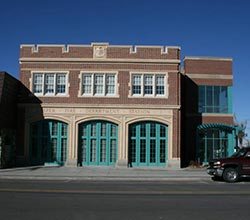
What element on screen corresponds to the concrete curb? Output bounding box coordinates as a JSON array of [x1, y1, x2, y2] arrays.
[[0, 175, 210, 181], [0, 166, 209, 181]]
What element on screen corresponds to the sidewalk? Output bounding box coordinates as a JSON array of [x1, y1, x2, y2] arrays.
[[0, 166, 209, 181]]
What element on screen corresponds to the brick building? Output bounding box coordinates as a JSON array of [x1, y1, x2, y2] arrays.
[[17, 43, 236, 168], [182, 57, 236, 166]]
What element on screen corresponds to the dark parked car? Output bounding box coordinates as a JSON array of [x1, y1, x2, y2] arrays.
[[207, 147, 250, 183]]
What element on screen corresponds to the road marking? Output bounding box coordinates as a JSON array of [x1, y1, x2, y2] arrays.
[[1, 188, 250, 195]]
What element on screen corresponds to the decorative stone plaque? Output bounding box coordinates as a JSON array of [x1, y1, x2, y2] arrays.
[[93, 45, 107, 58]]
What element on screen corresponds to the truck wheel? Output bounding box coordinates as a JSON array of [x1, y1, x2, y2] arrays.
[[223, 168, 239, 183]]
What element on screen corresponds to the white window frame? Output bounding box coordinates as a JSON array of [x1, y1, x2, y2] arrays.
[[45, 74, 55, 95], [132, 75, 142, 96], [56, 73, 67, 95], [82, 74, 92, 95], [130, 72, 168, 98], [80, 71, 118, 97], [31, 71, 69, 96], [144, 74, 154, 96], [155, 75, 165, 96], [106, 74, 116, 95], [94, 74, 105, 95]]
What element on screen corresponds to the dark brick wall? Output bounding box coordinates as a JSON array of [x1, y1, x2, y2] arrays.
[[0, 72, 19, 129]]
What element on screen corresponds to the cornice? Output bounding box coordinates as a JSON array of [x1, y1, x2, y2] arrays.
[[184, 56, 232, 61], [185, 73, 233, 79], [18, 103, 181, 110], [19, 57, 181, 64]]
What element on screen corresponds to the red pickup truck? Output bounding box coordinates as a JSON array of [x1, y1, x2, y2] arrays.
[[207, 147, 250, 183]]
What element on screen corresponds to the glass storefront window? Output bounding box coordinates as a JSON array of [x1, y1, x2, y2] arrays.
[[197, 127, 230, 164], [198, 86, 230, 113]]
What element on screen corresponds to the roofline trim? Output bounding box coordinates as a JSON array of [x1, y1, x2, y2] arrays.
[[184, 56, 233, 61], [185, 73, 233, 80], [19, 57, 181, 64], [20, 43, 181, 52]]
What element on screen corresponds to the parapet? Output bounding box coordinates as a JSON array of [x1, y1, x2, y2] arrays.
[[20, 42, 181, 62], [183, 56, 233, 86], [184, 56, 233, 76]]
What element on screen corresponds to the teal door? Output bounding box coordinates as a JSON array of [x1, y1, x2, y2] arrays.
[[30, 120, 68, 165], [129, 122, 168, 167], [78, 121, 118, 166]]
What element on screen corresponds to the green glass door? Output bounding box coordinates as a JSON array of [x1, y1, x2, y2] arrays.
[[30, 120, 68, 165], [197, 129, 232, 165], [129, 122, 168, 166], [78, 121, 118, 166]]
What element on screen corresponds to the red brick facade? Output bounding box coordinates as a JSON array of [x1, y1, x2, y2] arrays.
[[20, 44, 180, 106], [19, 43, 182, 168], [16, 43, 234, 168]]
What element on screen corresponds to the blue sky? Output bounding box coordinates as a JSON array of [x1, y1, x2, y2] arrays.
[[1, 0, 250, 125]]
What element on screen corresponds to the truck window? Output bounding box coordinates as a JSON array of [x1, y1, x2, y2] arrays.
[[231, 148, 247, 158]]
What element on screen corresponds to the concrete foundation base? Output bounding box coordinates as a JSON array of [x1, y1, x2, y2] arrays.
[[116, 159, 128, 167], [66, 159, 78, 167], [167, 159, 181, 170]]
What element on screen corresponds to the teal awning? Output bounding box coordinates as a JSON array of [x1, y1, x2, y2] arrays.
[[197, 123, 237, 132]]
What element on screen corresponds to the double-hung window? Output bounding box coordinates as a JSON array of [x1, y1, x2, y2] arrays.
[[45, 74, 55, 94], [33, 72, 67, 96], [144, 75, 153, 95], [82, 75, 92, 95], [81, 73, 117, 96], [156, 75, 165, 95], [132, 75, 142, 95], [57, 74, 66, 94], [94, 75, 104, 95], [33, 74, 43, 94], [106, 75, 116, 94], [131, 74, 166, 97]]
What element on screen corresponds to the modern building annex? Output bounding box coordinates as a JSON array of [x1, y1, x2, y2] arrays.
[[11, 42, 238, 168]]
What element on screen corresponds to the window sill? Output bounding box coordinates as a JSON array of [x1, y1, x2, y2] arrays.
[[128, 95, 168, 99], [79, 95, 120, 98], [34, 94, 70, 97], [201, 113, 233, 116]]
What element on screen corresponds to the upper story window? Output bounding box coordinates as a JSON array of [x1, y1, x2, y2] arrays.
[[198, 86, 231, 113], [131, 73, 166, 97], [33, 72, 68, 96], [81, 73, 117, 96]]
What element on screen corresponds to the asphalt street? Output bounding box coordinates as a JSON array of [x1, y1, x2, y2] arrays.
[[1, 179, 250, 220]]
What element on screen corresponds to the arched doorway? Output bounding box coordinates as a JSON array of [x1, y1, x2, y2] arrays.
[[30, 119, 68, 165], [128, 121, 168, 167], [78, 120, 118, 166]]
